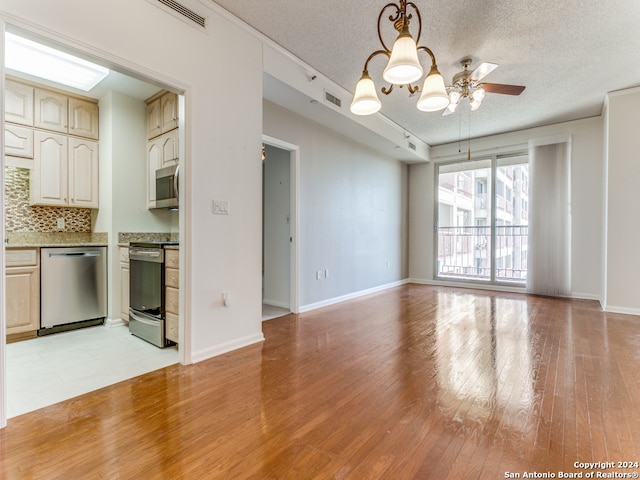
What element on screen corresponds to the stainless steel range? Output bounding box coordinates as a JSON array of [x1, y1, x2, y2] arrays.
[[128, 241, 178, 347]]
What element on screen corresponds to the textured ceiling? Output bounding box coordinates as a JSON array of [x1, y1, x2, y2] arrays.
[[212, 0, 640, 146]]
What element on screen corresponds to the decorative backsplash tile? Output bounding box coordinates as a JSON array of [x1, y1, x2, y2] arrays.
[[4, 166, 92, 233]]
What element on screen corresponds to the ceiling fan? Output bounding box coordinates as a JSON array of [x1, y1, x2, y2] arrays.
[[443, 57, 525, 115]]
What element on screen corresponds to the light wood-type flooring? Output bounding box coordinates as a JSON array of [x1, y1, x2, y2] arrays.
[[1, 284, 639, 479]]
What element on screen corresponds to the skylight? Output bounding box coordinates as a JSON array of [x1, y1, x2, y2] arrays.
[[4, 32, 109, 91]]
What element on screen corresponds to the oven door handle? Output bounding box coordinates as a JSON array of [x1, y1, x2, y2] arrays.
[[129, 250, 163, 262], [130, 310, 161, 326]]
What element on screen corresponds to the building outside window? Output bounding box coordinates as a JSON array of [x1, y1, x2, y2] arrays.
[[436, 155, 529, 285]]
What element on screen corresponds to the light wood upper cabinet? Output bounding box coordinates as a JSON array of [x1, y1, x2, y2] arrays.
[[6, 248, 40, 342], [33, 90, 99, 139], [5, 123, 34, 161], [160, 129, 179, 167], [146, 91, 178, 140], [35, 88, 68, 133], [31, 132, 99, 208], [160, 92, 179, 133], [68, 137, 99, 208], [69, 97, 99, 139], [147, 139, 162, 209], [5, 79, 34, 126], [146, 97, 162, 140], [32, 131, 68, 207]]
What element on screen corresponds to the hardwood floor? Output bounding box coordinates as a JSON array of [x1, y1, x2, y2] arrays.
[[1, 284, 639, 479]]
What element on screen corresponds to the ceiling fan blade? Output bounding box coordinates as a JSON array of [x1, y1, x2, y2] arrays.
[[470, 62, 498, 81], [482, 83, 526, 95], [442, 107, 455, 116]]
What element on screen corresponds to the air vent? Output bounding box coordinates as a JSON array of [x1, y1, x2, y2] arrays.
[[325, 91, 342, 108], [155, 0, 206, 28], [408, 142, 416, 151]]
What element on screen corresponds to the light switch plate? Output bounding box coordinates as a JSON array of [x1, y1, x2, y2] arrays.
[[213, 199, 229, 215]]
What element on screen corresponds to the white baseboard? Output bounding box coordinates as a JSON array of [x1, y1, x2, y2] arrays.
[[408, 277, 526, 294], [409, 278, 604, 304], [191, 332, 265, 364], [602, 304, 640, 316], [263, 299, 290, 309], [104, 317, 127, 328], [299, 279, 409, 313]]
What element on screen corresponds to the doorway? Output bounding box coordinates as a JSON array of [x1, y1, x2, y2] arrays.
[[262, 137, 299, 319], [1, 24, 188, 423]]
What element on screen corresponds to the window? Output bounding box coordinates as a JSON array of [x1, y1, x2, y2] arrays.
[[436, 154, 529, 285]]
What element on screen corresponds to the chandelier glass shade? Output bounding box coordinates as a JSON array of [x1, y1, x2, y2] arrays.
[[350, 0, 449, 116]]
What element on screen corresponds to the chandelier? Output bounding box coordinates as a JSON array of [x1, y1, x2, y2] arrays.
[[349, 0, 449, 116]]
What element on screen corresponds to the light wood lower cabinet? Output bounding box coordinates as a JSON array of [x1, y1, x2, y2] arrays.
[[120, 247, 129, 322], [165, 248, 179, 344], [6, 248, 40, 342]]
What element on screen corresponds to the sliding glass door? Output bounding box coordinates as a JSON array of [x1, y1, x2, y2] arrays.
[[436, 155, 528, 285]]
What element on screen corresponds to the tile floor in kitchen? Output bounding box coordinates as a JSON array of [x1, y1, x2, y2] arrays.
[[6, 324, 178, 418], [7, 305, 290, 418]]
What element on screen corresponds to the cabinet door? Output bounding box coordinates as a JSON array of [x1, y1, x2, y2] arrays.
[[146, 97, 162, 139], [32, 131, 68, 206], [6, 265, 40, 337], [35, 88, 68, 133], [165, 286, 179, 316], [5, 124, 34, 159], [147, 138, 162, 208], [165, 312, 179, 344], [68, 137, 99, 208], [5, 79, 34, 126], [160, 129, 179, 167], [121, 264, 129, 321], [161, 92, 179, 133], [69, 97, 99, 139]]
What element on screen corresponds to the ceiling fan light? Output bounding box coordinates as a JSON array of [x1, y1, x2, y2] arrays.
[[449, 90, 461, 105], [350, 71, 382, 115], [470, 98, 482, 111], [416, 67, 449, 112], [472, 87, 486, 102], [383, 31, 423, 85]]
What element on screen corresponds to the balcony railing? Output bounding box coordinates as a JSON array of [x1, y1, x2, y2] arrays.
[[437, 225, 528, 284]]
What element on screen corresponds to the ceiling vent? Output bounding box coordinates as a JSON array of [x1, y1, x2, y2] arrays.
[[408, 142, 416, 151], [153, 0, 207, 29], [324, 91, 342, 109]]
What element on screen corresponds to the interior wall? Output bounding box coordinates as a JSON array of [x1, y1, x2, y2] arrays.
[[0, 0, 265, 367], [263, 100, 409, 309], [263, 144, 291, 309], [603, 87, 640, 314], [410, 116, 604, 301]]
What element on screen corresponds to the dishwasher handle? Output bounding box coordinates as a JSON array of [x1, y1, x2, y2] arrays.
[[48, 251, 102, 258]]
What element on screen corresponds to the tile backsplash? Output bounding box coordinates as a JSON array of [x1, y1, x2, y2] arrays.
[[4, 166, 92, 233]]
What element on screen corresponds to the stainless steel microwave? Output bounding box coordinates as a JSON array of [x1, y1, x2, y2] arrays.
[[155, 164, 179, 209]]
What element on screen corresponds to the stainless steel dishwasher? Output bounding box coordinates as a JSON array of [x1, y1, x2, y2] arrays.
[[40, 246, 107, 334]]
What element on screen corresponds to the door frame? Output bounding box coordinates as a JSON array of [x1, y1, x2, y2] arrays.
[[0, 19, 191, 427], [262, 135, 300, 314]]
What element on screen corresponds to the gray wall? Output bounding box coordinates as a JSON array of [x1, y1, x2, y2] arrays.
[[263, 100, 409, 308], [263, 144, 291, 309]]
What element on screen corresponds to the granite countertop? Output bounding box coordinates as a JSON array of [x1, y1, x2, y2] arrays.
[[5, 232, 108, 248], [5, 232, 179, 248]]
